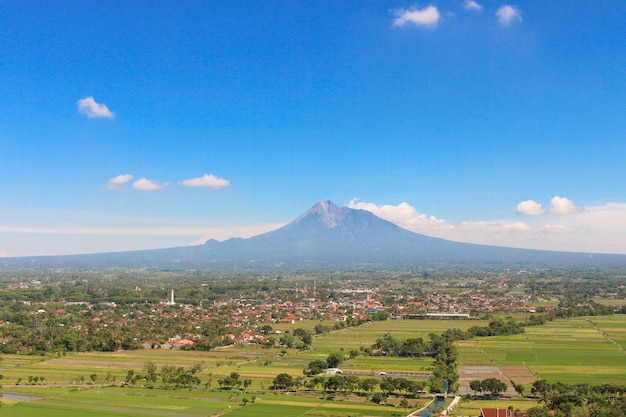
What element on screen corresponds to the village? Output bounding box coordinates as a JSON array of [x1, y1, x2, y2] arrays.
[[0, 272, 549, 352]]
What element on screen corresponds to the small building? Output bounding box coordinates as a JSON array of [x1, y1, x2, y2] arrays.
[[481, 408, 527, 417], [325, 368, 343, 374]]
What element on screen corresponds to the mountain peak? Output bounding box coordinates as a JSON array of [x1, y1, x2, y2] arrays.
[[289, 200, 351, 229], [310, 200, 340, 214]]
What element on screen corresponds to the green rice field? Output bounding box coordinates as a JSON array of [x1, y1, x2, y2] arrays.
[[302, 318, 492, 353], [0, 386, 415, 417], [456, 315, 626, 384], [0, 314, 624, 415]]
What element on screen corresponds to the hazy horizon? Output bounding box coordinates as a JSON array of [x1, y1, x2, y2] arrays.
[[2, 2, 625, 257]]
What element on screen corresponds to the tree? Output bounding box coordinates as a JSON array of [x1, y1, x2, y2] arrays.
[[326, 352, 343, 369], [470, 380, 483, 395], [161, 365, 179, 387], [243, 378, 252, 392], [380, 378, 399, 395], [375, 334, 400, 355], [314, 324, 327, 335], [304, 359, 327, 376], [482, 378, 507, 398], [407, 380, 425, 396], [528, 407, 552, 417], [532, 380, 556, 408], [324, 375, 346, 393], [301, 333, 312, 346], [271, 373, 295, 390], [430, 376, 445, 394], [260, 325, 273, 335], [400, 398, 410, 411], [177, 371, 200, 390], [280, 332, 295, 348], [371, 392, 387, 404], [125, 369, 136, 385], [400, 338, 425, 357], [360, 378, 379, 394], [144, 361, 158, 385], [293, 328, 307, 337], [230, 372, 240, 382], [307, 376, 325, 390], [218, 372, 241, 390], [345, 376, 359, 394]]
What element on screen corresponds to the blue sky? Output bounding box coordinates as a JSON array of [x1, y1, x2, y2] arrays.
[[1, 1, 625, 256]]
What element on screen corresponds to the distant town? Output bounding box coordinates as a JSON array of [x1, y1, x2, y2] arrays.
[[1, 267, 622, 353]]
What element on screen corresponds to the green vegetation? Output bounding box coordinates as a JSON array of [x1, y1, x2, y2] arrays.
[[456, 315, 626, 385], [469, 377, 508, 397], [0, 267, 624, 416]]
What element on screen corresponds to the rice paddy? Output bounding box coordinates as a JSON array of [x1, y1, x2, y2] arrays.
[[0, 314, 624, 416]]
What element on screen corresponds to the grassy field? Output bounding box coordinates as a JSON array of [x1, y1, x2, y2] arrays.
[[0, 386, 416, 417], [307, 318, 492, 354], [0, 387, 240, 416], [1, 314, 624, 415], [456, 315, 626, 384], [0, 347, 283, 387], [340, 355, 434, 374], [593, 298, 626, 307]]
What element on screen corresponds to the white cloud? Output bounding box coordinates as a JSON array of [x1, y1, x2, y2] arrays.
[[349, 198, 626, 254], [105, 174, 133, 190], [464, 0, 482, 11], [348, 199, 454, 233], [457, 220, 531, 233], [496, 5, 522, 26], [180, 174, 231, 188], [547, 196, 582, 216], [77, 97, 115, 119], [392, 6, 440, 27], [516, 199, 545, 215], [132, 178, 163, 191]]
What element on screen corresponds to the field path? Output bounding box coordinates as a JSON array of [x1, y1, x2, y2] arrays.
[[586, 318, 626, 355]]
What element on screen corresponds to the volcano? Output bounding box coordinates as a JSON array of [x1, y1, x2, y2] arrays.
[[3, 200, 625, 269]]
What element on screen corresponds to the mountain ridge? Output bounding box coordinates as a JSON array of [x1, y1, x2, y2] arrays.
[[2, 200, 626, 270]]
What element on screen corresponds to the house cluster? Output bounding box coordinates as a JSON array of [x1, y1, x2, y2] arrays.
[[2, 275, 546, 350], [397, 289, 539, 316]]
